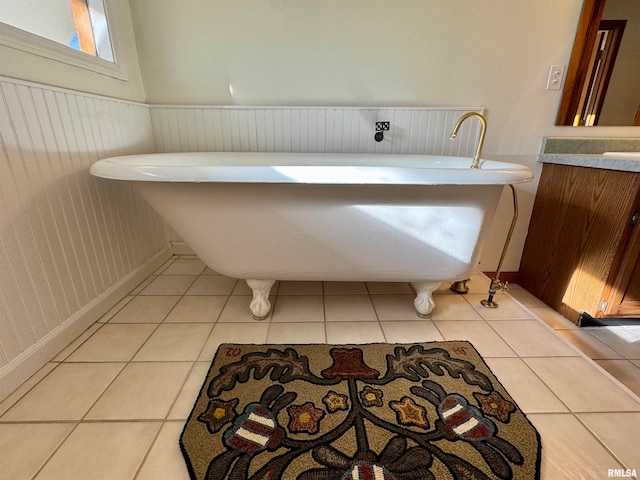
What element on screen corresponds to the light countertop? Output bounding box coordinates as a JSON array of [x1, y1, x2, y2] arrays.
[[540, 137, 640, 173]]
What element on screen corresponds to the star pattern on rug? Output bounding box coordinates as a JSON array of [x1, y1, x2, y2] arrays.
[[322, 391, 349, 413], [389, 396, 429, 429], [359, 386, 384, 408], [198, 398, 238, 433], [473, 390, 516, 422], [287, 402, 325, 434]]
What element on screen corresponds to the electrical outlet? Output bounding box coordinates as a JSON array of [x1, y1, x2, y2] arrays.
[[546, 65, 566, 91], [375, 122, 390, 131]]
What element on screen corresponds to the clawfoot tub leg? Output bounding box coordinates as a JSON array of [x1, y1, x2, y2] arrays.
[[246, 279, 276, 320], [411, 282, 441, 318]]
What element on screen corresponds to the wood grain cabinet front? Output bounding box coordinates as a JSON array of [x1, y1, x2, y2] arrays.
[[519, 163, 640, 324]]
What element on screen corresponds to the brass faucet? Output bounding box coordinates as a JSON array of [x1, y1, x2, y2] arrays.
[[450, 112, 487, 169]]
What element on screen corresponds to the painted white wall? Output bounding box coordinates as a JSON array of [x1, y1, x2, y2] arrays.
[[0, 0, 145, 101], [128, 0, 640, 271], [131, 1, 577, 117]]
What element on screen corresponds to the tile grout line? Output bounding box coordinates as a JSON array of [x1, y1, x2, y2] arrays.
[[555, 328, 627, 361], [264, 284, 278, 342], [2, 267, 640, 478], [374, 285, 388, 343], [45, 258, 197, 421], [0, 260, 187, 419], [321, 282, 329, 344], [429, 290, 580, 417], [27, 420, 80, 480], [0, 363, 62, 418], [269, 281, 281, 329], [585, 327, 640, 360], [491, 286, 640, 409], [507, 291, 640, 405], [573, 412, 640, 471], [0, 274, 165, 415], [49, 258, 211, 480]]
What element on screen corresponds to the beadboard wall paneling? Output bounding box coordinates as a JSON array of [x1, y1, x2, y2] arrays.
[[150, 106, 482, 157], [0, 78, 167, 389]]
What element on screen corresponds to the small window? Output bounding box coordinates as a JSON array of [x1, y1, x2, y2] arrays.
[[0, 0, 125, 79]]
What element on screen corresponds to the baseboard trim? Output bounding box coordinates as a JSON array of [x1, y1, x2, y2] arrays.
[[481, 271, 520, 285], [171, 241, 195, 255], [0, 246, 173, 403], [579, 311, 640, 327]]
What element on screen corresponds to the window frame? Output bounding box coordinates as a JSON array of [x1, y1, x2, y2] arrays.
[[0, 0, 127, 80]]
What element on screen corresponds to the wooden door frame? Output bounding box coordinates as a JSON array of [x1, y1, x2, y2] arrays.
[[556, 0, 607, 125], [579, 20, 626, 126]]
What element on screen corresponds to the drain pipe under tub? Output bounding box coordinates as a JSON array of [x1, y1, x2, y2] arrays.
[[481, 184, 519, 308]]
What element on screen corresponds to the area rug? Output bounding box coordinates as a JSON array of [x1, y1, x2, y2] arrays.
[[181, 342, 541, 479]]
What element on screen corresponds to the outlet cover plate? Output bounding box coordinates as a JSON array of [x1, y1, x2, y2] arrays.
[[546, 65, 566, 91]]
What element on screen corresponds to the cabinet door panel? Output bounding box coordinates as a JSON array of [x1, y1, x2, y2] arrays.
[[519, 163, 640, 324]]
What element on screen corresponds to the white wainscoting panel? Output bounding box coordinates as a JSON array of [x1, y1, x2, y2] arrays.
[[150, 106, 482, 156], [0, 77, 167, 398]]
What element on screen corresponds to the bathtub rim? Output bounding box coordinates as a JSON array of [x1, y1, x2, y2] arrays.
[[90, 152, 533, 186]]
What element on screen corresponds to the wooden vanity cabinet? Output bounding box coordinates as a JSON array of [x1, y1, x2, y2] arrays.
[[519, 162, 640, 324]]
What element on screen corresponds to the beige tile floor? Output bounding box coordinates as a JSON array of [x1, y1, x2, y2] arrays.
[[0, 255, 639, 479]]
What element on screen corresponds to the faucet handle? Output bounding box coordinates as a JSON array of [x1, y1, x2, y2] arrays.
[[489, 278, 508, 293]]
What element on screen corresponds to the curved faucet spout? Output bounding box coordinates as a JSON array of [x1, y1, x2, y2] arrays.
[[450, 112, 487, 169]]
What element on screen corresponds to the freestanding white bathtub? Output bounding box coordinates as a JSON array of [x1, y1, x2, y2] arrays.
[[91, 152, 533, 319]]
